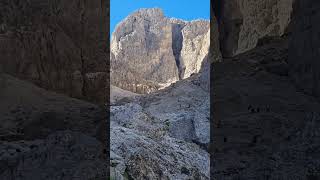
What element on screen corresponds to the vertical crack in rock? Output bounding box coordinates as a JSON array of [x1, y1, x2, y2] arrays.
[[110, 8, 212, 179], [170, 21, 185, 79]]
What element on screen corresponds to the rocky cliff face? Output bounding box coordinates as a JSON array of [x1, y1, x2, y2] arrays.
[[0, 1, 108, 178], [212, 0, 320, 178], [111, 8, 219, 94], [110, 8, 212, 179], [111, 8, 179, 94], [0, 0, 108, 103], [179, 20, 211, 79], [288, 0, 320, 100], [217, 0, 294, 57]]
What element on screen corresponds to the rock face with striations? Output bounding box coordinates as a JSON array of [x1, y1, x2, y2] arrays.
[[217, 0, 294, 57], [178, 20, 211, 79], [288, 0, 320, 100], [0, 0, 108, 103], [111, 8, 218, 94], [111, 8, 179, 94]]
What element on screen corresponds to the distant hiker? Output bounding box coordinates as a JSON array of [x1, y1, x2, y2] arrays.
[[266, 106, 270, 112]]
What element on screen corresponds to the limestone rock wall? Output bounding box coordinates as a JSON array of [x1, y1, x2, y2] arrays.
[[218, 0, 294, 57], [0, 0, 108, 104], [179, 20, 211, 79], [198, 17, 222, 92], [111, 8, 179, 94], [111, 8, 218, 94]]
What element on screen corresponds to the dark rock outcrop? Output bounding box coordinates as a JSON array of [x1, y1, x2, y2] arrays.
[[212, 0, 320, 179], [0, 73, 107, 179], [216, 0, 293, 57], [288, 0, 320, 100], [212, 36, 320, 179], [0, 0, 108, 104], [0, 131, 107, 180]]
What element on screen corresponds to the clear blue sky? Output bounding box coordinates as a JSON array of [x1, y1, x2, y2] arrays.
[[110, 0, 210, 36]]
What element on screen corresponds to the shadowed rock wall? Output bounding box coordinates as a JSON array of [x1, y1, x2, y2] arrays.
[[0, 0, 108, 104], [288, 0, 320, 100]]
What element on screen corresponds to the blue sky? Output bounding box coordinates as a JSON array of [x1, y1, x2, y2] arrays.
[[110, 0, 210, 36]]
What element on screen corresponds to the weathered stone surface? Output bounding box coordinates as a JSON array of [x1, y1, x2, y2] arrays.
[[0, 0, 108, 103], [111, 8, 179, 94], [0, 131, 107, 180], [111, 8, 217, 94], [109, 8, 212, 179], [212, 36, 320, 179], [217, 0, 294, 57], [110, 85, 138, 105], [0, 73, 106, 141], [198, 17, 221, 92], [0, 73, 107, 179], [288, 0, 320, 100], [110, 75, 210, 179], [179, 20, 210, 79]]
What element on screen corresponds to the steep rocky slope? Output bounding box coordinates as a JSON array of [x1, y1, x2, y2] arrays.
[[110, 73, 210, 179], [0, 0, 108, 103], [111, 8, 219, 94], [212, 36, 320, 179], [110, 85, 138, 104], [0, 73, 107, 179]]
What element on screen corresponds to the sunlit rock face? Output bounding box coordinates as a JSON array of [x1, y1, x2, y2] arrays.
[[111, 8, 219, 94], [218, 0, 294, 57], [179, 20, 211, 79], [111, 8, 180, 94], [110, 75, 210, 179]]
